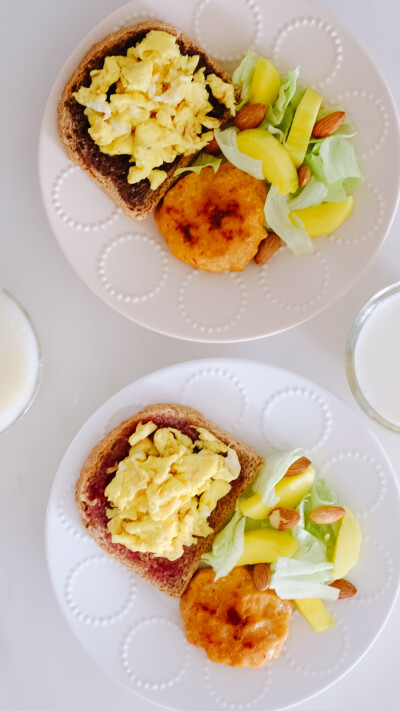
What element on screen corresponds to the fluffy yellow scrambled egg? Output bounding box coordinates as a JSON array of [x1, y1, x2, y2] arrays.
[[73, 30, 235, 190], [105, 421, 241, 560]]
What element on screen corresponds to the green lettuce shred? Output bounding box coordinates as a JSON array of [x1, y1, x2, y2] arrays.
[[266, 69, 299, 126], [264, 186, 313, 255], [201, 509, 245, 579], [252, 448, 307, 505], [232, 50, 259, 111], [174, 152, 222, 177]]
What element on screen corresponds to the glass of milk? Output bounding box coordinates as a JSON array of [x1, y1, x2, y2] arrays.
[[346, 282, 400, 433], [0, 289, 42, 434]]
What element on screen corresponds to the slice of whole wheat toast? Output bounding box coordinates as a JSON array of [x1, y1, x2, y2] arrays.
[[57, 21, 235, 221], [76, 403, 263, 597]]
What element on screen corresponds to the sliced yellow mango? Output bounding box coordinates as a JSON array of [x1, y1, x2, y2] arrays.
[[291, 196, 354, 237], [237, 528, 299, 565], [249, 57, 281, 107], [332, 507, 362, 579], [241, 494, 271, 520], [241, 467, 315, 520], [237, 128, 298, 195], [285, 88, 322, 167], [275, 467, 315, 508], [294, 598, 335, 632]]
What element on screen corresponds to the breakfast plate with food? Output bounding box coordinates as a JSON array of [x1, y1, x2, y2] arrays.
[[39, 0, 400, 342], [45, 358, 400, 711]]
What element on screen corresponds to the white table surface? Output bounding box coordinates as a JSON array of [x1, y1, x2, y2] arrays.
[[2, 0, 399, 709]]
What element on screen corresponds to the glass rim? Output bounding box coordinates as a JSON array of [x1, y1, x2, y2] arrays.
[[345, 281, 400, 434], [0, 288, 42, 435]]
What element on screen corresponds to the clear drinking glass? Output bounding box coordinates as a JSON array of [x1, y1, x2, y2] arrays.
[[345, 282, 400, 434], [0, 288, 42, 434]]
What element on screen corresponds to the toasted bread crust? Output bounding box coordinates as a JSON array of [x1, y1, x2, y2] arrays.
[[76, 403, 263, 597], [57, 21, 235, 220]]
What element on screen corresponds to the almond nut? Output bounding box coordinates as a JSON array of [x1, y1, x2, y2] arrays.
[[298, 164, 311, 188], [204, 136, 220, 155], [329, 579, 357, 599], [252, 563, 271, 591], [255, 233, 282, 265], [309, 506, 346, 524], [285, 456, 312, 476], [312, 111, 346, 138], [234, 103, 267, 130], [269, 507, 301, 530]]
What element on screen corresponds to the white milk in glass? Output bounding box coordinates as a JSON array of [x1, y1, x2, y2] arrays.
[[354, 290, 400, 428], [0, 290, 41, 433]]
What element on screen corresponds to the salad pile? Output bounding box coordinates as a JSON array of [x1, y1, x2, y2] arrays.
[[202, 449, 362, 632], [181, 52, 364, 256]]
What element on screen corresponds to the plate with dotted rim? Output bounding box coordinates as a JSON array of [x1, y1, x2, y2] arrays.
[[39, 0, 400, 342], [46, 357, 400, 711]]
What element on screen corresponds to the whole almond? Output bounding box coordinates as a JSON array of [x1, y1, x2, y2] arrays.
[[312, 110, 346, 138], [234, 103, 267, 130], [285, 456, 312, 476], [309, 506, 346, 524], [298, 164, 311, 188], [255, 233, 282, 265], [329, 579, 357, 599], [204, 136, 220, 155], [253, 563, 271, 591], [269, 507, 301, 530]]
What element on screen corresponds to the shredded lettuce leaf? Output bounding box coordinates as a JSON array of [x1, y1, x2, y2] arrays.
[[267, 124, 285, 142], [266, 86, 306, 141], [302, 479, 341, 560], [305, 154, 362, 202], [214, 127, 264, 180], [288, 177, 328, 210], [304, 135, 363, 203], [266, 69, 299, 126], [174, 152, 222, 177], [264, 186, 314, 255], [232, 50, 259, 111], [201, 509, 245, 579], [292, 498, 329, 564], [318, 135, 363, 184], [252, 448, 308, 506], [271, 557, 339, 600]]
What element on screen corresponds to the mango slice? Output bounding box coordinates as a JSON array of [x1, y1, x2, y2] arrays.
[[241, 467, 315, 520], [294, 598, 335, 632], [332, 507, 362, 579], [241, 494, 270, 520], [275, 467, 315, 508], [291, 196, 354, 237], [285, 88, 322, 167], [249, 57, 281, 107], [237, 128, 299, 194], [237, 528, 299, 565]]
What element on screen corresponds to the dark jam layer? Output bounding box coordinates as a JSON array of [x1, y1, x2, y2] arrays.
[[86, 415, 199, 582], [67, 30, 229, 205]]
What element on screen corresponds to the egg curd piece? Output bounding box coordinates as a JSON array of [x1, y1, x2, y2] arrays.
[[73, 30, 235, 190], [104, 422, 241, 561]]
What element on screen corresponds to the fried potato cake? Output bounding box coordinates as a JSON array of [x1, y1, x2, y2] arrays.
[[179, 566, 292, 668], [154, 162, 268, 272]]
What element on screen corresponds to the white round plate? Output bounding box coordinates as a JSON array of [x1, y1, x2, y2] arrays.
[[46, 357, 400, 711], [39, 0, 400, 342]]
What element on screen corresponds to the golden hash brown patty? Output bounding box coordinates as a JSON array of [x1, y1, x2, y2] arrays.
[[154, 163, 268, 272], [179, 566, 292, 667]]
